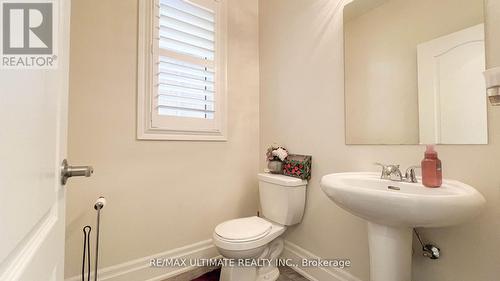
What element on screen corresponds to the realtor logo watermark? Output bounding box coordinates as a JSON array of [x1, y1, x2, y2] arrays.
[[1, 0, 57, 69]]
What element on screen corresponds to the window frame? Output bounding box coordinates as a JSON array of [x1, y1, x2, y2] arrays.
[[137, 0, 227, 141]]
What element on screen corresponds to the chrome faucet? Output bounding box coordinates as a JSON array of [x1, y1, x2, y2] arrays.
[[375, 163, 403, 181], [404, 166, 420, 183], [375, 163, 421, 183]]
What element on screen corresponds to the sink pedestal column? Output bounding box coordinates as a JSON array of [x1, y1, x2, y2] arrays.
[[367, 222, 412, 281]]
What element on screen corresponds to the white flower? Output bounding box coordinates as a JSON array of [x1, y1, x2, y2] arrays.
[[272, 147, 288, 161]]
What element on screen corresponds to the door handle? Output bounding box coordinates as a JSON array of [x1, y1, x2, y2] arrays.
[[61, 159, 94, 185]]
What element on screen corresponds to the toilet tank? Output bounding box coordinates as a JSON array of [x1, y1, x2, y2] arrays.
[[258, 173, 307, 225]]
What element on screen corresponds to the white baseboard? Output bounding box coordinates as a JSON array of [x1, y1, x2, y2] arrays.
[[65, 239, 363, 281], [65, 239, 219, 281], [281, 241, 363, 281]]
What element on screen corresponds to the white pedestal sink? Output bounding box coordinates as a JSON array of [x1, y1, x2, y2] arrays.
[[320, 172, 485, 281]]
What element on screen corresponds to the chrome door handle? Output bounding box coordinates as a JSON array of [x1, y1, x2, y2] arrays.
[[61, 159, 94, 185]]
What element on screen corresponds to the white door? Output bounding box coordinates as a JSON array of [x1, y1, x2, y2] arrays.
[[0, 1, 71, 280], [417, 24, 488, 144]]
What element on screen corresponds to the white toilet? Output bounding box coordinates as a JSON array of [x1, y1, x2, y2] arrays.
[[213, 173, 307, 281]]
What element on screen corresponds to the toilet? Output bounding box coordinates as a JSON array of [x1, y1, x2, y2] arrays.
[[213, 173, 307, 281]]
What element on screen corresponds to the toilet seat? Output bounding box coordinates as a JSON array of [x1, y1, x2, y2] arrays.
[[213, 216, 286, 251], [215, 216, 272, 242]]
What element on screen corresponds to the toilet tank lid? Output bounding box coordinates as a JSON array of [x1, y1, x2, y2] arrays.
[[258, 173, 307, 187]]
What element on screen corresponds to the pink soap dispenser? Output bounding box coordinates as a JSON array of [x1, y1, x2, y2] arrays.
[[421, 145, 442, 188]]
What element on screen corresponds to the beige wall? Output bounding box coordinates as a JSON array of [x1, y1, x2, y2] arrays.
[[65, 0, 260, 278], [344, 0, 483, 144], [260, 0, 500, 280], [65, 0, 500, 279], [486, 0, 500, 67]]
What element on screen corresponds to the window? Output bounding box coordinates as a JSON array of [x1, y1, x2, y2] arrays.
[[138, 0, 227, 140]]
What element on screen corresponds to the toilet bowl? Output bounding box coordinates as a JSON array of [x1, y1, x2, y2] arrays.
[[213, 216, 286, 281], [213, 173, 308, 281], [213, 216, 286, 258]]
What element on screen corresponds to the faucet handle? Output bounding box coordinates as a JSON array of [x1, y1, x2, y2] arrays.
[[374, 162, 388, 177], [374, 162, 398, 170], [374, 162, 401, 180], [404, 165, 421, 183]]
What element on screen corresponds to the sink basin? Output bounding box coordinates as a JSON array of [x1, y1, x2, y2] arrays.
[[320, 172, 485, 227], [320, 172, 485, 281]]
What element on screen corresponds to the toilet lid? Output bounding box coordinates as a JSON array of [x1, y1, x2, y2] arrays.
[[215, 216, 272, 242]]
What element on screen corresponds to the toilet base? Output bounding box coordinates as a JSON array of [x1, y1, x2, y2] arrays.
[[257, 267, 280, 281], [220, 265, 280, 281], [218, 238, 284, 281]]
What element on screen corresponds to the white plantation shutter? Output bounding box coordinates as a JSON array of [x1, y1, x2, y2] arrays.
[[155, 0, 216, 119], [137, 0, 226, 140]]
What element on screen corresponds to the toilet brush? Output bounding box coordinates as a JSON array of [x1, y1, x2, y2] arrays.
[[81, 197, 106, 281]]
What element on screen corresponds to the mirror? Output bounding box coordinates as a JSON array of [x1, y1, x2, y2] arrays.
[[344, 0, 487, 145]]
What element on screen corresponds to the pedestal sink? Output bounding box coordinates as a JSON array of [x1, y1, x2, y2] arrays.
[[320, 172, 485, 281]]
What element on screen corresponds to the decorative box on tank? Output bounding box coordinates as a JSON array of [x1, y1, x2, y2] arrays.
[[283, 154, 312, 180]]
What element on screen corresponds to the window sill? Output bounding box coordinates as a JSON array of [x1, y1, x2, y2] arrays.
[[137, 129, 227, 141]]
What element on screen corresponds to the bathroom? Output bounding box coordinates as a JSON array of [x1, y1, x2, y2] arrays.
[[0, 0, 499, 280]]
